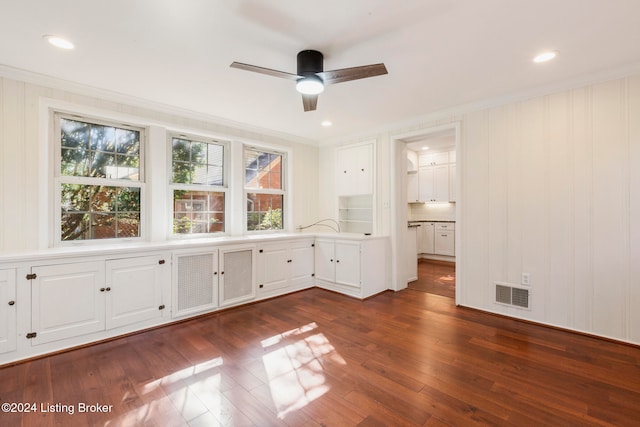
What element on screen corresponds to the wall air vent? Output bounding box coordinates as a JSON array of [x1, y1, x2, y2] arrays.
[[495, 282, 531, 310]]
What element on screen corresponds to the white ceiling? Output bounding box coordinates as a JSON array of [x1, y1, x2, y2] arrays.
[[2, 0, 640, 143]]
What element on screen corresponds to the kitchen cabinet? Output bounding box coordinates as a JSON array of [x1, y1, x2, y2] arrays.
[[0, 269, 16, 354], [314, 235, 388, 298], [419, 165, 449, 202], [407, 225, 418, 281], [418, 222, 435, 254], [30, 256, 168, 346], [435, 223, 455, 256], [419, 151, 450, 166], [336, 141, 374, 196], [257, 239, 314, 297], [407, 171, 419, 203], [449, 164, 456, 202]]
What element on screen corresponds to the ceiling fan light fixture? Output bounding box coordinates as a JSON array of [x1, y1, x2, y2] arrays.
[[296, 76, 324, 95]]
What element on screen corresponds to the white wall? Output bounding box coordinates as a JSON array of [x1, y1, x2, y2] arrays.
[[460, 75, 640, 344], [319, 73, 640, 345], [0, 75, 319, 253]]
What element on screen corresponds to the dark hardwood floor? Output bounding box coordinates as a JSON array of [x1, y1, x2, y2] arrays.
[[408, 259, 455, 298], [1, 288, 639, 426]]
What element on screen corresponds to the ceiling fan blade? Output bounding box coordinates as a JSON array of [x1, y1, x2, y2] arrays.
[[230, 62, 299, 81], [302, 94, 318, 112], [319, 63, 388, 85]]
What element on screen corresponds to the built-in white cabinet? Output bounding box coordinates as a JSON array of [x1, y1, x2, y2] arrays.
[[435, 223, 455, 256], [336, 142, 374, 196], [407, 226, 418, 282], [30, 261, 106, 345], [0, 269, 17, 354], [106, 256, 165, 329], [30, 256, 168, 346], [173, 244, 256, 316], [314, 235, 388, 299], [219, 245, 256, 307], [339, 195, 374, 234], [173, 249, 219, 317], [257, 239, 314, 297]]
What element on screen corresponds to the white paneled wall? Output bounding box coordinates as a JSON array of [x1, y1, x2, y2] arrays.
[[461, 76, 640, 344], [0, 75, 319, 253]]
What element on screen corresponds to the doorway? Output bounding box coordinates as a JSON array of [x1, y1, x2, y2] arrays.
[[391, 123, 460, 301]]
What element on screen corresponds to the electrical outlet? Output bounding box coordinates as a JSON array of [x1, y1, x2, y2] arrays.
[[521, 273, 531, 286]]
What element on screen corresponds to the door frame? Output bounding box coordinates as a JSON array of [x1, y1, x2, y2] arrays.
[[389, 122, 461, 305]]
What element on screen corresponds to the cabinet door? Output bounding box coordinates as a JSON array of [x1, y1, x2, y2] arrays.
[[219, 246, 255, 306], [290, 240, 315, 287], [106, 256, 164, 330], [258, 244, 290, 293], [173, 250, 218, 317], [0, 269, 16, 353], [418, 167, 434, 202], [435, 231, 455, 256], [449, 164, 456, 202], [335, 241, 361, 287], [314, 239, 335, 282], [407, 172, 419, 202], [433, 164, 450, 201], [31, 262, 105, 345], [420, 223, 435, 254], [336, 143, 373, 196]]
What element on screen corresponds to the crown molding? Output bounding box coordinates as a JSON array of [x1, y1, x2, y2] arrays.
[[0, 64, 319, 147]]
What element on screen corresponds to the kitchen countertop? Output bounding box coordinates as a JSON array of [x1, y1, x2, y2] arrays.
[[408, 220, 455, 223]]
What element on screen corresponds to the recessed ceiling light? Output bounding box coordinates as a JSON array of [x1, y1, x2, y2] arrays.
[[321, 120, 332, 127], [533, 51, 557, 63], [43, 35, 75, 50], [421, 146, 430, 150]]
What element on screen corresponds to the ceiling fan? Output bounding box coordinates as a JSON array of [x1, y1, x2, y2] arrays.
[[230, 50, 388, 112]]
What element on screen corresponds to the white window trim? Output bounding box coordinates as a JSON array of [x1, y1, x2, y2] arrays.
[[243, 145, 288, 234], [52, 112, 147, 247], [167, 132, 230, 238]]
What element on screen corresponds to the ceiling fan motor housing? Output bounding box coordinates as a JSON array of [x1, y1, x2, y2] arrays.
[[297, 50, 323, 76]]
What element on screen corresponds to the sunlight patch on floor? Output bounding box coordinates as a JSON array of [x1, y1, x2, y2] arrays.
[[261, 324, 346, 419]]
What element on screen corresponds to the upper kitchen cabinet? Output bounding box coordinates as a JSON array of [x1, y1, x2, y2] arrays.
[[411, 148, 456, 203], [336, 141, 374, 196]]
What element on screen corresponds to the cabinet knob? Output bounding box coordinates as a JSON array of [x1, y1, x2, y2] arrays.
[[100, 288, 106, 292], [336, 259, 340, 263], [330, 259, 333, 262], [8, 300, 15, 306], [221, 271, 224, 275], [106, 287, 111, 291], [214, 271, 218, 275]]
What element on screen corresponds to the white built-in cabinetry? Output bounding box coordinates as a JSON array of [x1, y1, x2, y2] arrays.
[[417, 222, 455, 258], [0, 233, 389, 365], [0, 269, 16, 353], [336, 141, 375, 234], [410, 149, 456, 203], [172, 244, 256, 318], [29, 255, 169, 346], [257, 239, 315, 298], [314, 235, 388, 299]]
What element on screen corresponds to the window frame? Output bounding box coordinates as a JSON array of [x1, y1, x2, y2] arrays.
[[53, 112, 146, 246], [168, 133, 230, 238], [243, 145, 287, 233]]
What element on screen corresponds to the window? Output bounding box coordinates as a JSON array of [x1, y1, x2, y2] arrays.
[[56, 115, 143, 242], [244, 147, 285, 231], [170, 136, 227, 235]]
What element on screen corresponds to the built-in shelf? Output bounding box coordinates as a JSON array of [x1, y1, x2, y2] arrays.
[[339, 195, 373, 234]]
